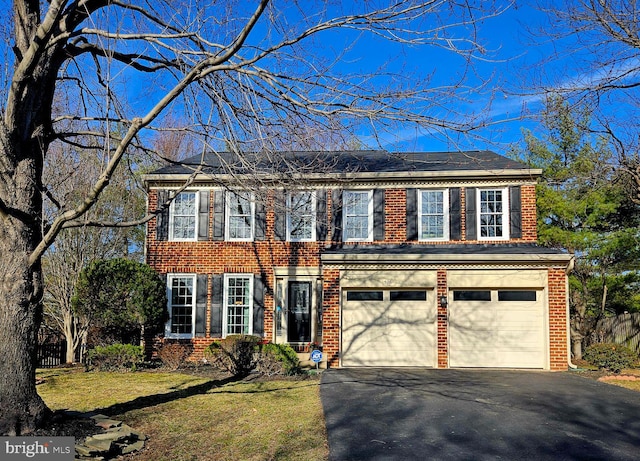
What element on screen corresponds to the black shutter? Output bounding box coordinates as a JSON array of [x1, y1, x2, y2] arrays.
[[198, 190, 210, 241], [316, 190, 328, 242], [406, 188, 418, 241], [210, 275, 223, 337], [373, 189, 385, 241], [255, 198, 266, 241], [253, 275, 265, 336], [274, 189, 287, 241], [449, 188, 461, 241], [156, 190, 169, 241], [509, 186, 522, 239], [213, 190, 225, 241], [331, 189, 343, 243], [195, 274, 208, 337], [465, 187, 477, 240]]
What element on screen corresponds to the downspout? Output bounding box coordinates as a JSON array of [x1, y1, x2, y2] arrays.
[[566, 257, 577, 369]]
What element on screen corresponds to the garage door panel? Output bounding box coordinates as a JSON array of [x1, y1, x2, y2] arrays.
[[451, 308, 493, 326], [451, 333, 494, 349], [344, 352, 432, 367], [491, 351, 543, 368], [449, 285, 545, 369], [342, 289, 436, 367]]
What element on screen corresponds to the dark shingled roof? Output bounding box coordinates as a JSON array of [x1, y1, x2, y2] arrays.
[[150, 150, 530, 176]]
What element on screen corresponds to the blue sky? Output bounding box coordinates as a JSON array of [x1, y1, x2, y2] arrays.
[[119, 1, 564, 155], [339, 2, 558, 153], [1, 1, 613, 156], [232, 1, 570, 154]]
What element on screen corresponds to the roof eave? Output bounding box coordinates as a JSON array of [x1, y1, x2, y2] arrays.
[[320, 252, 574, 268], [142, 168, 543, 187]]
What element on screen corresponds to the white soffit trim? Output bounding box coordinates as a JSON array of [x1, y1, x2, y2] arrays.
[[321, 252, 574, 267]]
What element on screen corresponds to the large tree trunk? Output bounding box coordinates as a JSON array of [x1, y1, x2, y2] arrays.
[[0, 240, 50, 434], [0, 119, 51, 433], [0, 0, 61, 434], [0, 110, 54, 434]]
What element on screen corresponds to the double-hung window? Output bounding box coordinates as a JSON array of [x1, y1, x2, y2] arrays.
[[226, 191, 254, 241], [166, 274, 196, 338], [419, 189, 449, 241], [224, 275, 253, 336], [343, 190, 373, 241], [478, 188, 509, 240], [169, 191, 198, 241], [288, 191, 316, 241]]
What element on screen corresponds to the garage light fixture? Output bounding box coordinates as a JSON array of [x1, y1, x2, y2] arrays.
[[439, 295, 448, 308]]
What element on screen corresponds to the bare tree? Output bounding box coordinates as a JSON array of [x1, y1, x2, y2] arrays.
[[531, 1, 640, 201], [0, 0, 505, 434], [41, 141, 145, 364]]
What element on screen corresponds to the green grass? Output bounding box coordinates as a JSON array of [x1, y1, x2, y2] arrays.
[[37, 368, 328, 461], [606, 379, 640, 392]]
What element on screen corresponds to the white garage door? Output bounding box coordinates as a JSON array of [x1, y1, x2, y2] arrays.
[[449, 288, 545, 368], [342, 289, 437, 367]]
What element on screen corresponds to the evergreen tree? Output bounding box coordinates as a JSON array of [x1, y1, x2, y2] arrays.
[[516, 96, 640, 358]]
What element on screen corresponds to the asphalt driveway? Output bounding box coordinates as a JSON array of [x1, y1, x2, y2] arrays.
[[320, 368, 640, 460]]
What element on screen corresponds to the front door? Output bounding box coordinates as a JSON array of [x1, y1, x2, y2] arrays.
[[287, 281, 311, 343]]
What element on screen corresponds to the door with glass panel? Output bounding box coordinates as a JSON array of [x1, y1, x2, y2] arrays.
[[287, 281, 311, 343]]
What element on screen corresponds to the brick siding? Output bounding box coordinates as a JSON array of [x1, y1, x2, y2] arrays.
[[548, 268, 569, 371], [146, 183, 568, 370]]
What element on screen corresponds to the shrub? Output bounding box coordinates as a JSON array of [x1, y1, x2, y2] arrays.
[[583, 343, 638, 373], [256, 343, 301, 376], [157, 342, 192, 370], [204, 335, 261, 377], [73, 258, 167, 346], [88, 343, 145, 372]]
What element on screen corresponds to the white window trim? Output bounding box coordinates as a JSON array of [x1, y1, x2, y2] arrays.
[[343, 190, 374, 242], [169, 191, 199, 242], [418, 189, 450, 241], [223, 274, 254, 337], [165, 273, 196, 339], [287, 190, 317, 242], [477, 187, 510, 241], [224, 191, 255, 242]]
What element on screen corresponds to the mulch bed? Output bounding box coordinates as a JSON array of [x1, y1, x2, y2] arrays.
[[569, 360, 640, 382], [32, 411, 105, 439]]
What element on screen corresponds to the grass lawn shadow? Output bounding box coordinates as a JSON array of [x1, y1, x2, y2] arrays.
[[96, 375, 239, 417]]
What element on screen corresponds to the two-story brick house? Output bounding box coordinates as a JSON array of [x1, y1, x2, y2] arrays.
[[144, 150, 573, 370]]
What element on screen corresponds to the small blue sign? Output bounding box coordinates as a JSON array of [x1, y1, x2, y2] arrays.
[[310, 349, 323, 363]]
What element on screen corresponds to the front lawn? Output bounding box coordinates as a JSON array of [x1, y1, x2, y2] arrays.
[[37, 368, 328, 461]]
